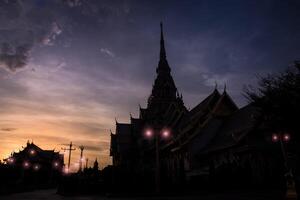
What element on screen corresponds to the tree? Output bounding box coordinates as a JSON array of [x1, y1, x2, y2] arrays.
[[246, 61, 300, 200], [245, 61, 300, 141]]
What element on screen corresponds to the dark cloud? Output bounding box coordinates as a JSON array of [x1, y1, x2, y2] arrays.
[[0, 0, 132, 73], [0, 43, 32, 72], [81, 142, 109, 152], [0, 0, 22, 20], [62, 0, 84, 8], [0, 0, 66, 72], [61, 140, 109, 152], [0, 128, 17, 132]]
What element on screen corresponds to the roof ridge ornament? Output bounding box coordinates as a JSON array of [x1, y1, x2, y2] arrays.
[[214, 81, 218, 90]]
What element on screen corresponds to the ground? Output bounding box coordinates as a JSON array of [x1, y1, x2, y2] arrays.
[[1, 189, 294, 200]]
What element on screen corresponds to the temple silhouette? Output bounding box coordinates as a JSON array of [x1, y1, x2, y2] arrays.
[[5, 141, 64, 172], [1, 141, 64, 193], [110, 23, 285, 192]]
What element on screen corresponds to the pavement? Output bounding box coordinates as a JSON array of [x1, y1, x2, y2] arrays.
[[0, 189, 295, 200]]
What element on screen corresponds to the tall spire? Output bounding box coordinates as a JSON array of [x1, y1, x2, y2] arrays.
[[157, 22, 171, 74], [148, 22, 177, 109], [160, 22, 166, 60]]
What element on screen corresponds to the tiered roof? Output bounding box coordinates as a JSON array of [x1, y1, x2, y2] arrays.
[[110, 23, 253, 168]]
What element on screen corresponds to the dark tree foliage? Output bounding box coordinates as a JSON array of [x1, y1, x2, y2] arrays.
[[245, 61, 300, 140]]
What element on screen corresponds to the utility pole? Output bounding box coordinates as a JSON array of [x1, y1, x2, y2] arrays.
[[79, 145, 84, 172], [61, 142, 76, 172]]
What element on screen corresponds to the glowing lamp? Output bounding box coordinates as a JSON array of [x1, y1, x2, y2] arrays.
[[53, 162, 59, 168], [8, 158, 15, 164], [162, 130, 170, 138], [29, 149, 36, 155], [23, 161, 30, 168], [33, 164, 40, 171], [145, 129, 153, 138], [272, 134, 279, 142], [283, 133, 290, 142]]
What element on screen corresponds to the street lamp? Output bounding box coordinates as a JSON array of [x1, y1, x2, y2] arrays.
[[23, 161, 30, 169], [7, 157, 15, 164], [283, 134, 290, 142], [53, 161, 59, 168], [162, 129, 170, 138], [29, 149, 36, 155], [272, 132, 295, 199], [145, 129, 153, 138], [79, 145, 85, 172], [33, 164, 40, 171], [272, 134, 279, 142], [144, 127, 171, 193]]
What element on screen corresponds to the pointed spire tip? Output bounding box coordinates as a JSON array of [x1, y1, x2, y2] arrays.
[[223, 83, 227, 93], [159, 22, 166, 60]]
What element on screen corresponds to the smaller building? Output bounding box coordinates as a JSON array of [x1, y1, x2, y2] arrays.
[[4, 141, 64, 184]]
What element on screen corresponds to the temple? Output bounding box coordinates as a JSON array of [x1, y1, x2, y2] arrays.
[[4, 141, 64, 185], [110, 23, 284, 191]]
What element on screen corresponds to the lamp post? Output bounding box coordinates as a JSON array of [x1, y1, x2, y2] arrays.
[[79, 145, 85, 172], [272, 132, 296, 199], [145, 127, 171, 193]]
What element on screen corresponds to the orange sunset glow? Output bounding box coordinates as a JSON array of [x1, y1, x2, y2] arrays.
[[0, 90, 113, 171]]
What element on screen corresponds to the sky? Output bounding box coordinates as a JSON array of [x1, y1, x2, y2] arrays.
[[0, 0, 299, 171]]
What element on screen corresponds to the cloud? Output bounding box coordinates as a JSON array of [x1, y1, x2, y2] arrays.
[[63, 0, 84, 8], [0, 0, 132, 73], [100, 48, 115, 58], [82, 144, 106, 152], [0, 128, 17, 132], [0, 43, 32, 72], [61, 140, 109, 152], [0, 1, 66, 72], [41, 22, 63, 46]]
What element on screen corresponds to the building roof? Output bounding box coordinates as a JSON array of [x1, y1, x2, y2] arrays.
[[110, 133, 117, 155], [198, 104, 259, 155], [189, 89, 221, 117], [175, 89, 221, 140], [114, 123, 133, 154], [211, 91, 239, 116], [116, 123, 131, 136], [139, 107, 147, 119], [8, 142, 63, 164]]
